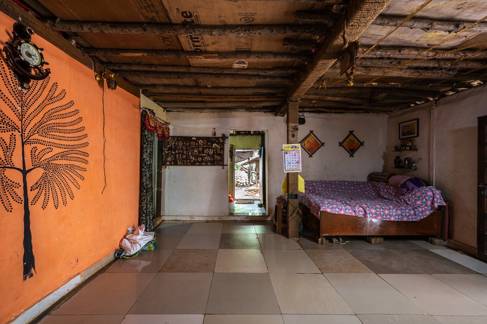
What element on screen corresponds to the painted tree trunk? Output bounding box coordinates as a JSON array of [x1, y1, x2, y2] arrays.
[[22, 169, 35, 279]]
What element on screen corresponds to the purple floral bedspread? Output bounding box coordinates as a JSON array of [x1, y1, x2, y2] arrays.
[[300, 180, 446, 221]]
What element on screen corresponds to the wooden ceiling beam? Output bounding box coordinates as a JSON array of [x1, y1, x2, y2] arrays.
[[358, 58, 487, 70], [308, 85, 442, 97], [50, 21, 329, 36], [141, 86, 287, 96], [83, 48, 307, 61], [120, 71, 291, 82], [106, 64, 297, 77], [327, 66, 486, 79], [280, 0, 391, 115], [155, 101, 282, 109], [374, 14, 487, 33], [149, 95, 285, 102], [360, 46, 487, 60]]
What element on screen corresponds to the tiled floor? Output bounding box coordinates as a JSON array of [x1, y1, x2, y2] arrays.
[[41, 222, 487, 324]]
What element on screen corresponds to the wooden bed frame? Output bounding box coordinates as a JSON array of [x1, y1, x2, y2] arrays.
[[300, 203, 449, 243]]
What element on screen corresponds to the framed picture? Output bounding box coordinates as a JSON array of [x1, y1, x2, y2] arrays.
[[339, 130, 364, 157], [399, 118, 419, 139], [300, 130, 324, 157]]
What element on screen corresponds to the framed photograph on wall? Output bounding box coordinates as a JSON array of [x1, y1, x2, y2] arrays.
[[399, 118, 419, 139]]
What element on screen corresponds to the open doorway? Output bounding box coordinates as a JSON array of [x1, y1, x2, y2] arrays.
[[228, 132, 266, 216]]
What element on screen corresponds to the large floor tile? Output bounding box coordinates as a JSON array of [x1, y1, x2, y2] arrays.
[[129, 273, 212, 314], [187, 223, 223, 235], [433, 274, 487, 307], [434, 315, 487, 324], [155, 234, 183, 250], [160, 249, 217, 272], [156, 223, 192, 236], [258, 234, 302, 250], [206, 273, 280, 314], [283, 315, 361, 324], [298, 238, 343, 250], [325, 273, 423, 314], [204, 315, 283, 324], [381, 274, 487, 315], [305, 249, 371, 273], [40, 315, 123, 324], [253, 224, 274, 234], [221, 223, 256, 234], [358, 315, 440, 324], [264, 249, 320, 273], [53, 273, 154, 315], [122, 314, 204, 324], [177, 234, 221, 250], [343, 239, 422, 251], [220, 233, 260, 249], [106, 250, 172, 273], [271, 273, 352, 314], [348, 247, 474, 274], [215, 249, 267, 273], [409, 240, 447, 250], [431, 249, 487, 274]]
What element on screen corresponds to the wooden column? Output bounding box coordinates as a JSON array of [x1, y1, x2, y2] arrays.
[[287, 99, 300, 238]]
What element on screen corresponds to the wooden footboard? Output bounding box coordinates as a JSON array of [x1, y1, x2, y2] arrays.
[[300, 203, 448, 242]]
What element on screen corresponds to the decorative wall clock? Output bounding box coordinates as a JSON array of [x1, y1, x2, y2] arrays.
[[339, 130, 364, 157], [2, 21, 50, 89], [300, 130, 324, 157]]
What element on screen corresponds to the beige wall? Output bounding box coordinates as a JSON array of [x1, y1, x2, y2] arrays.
[[163, 112, 387, 217], [385, 86, 487, 249]]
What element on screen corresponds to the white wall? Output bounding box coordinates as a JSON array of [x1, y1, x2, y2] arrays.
[[164, 112, 388, 217], [385, 86, 487, 249]]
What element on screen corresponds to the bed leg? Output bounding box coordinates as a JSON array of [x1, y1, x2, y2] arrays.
[[366, 236, 384, 245], [428, 237, 446, 246], [318, 237, 324, 245]]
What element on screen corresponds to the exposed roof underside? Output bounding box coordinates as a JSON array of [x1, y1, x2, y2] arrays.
[[6, 0, 487, 113]]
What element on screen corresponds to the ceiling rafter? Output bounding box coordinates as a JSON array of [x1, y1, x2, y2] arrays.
[[278, 0, 392, 115]]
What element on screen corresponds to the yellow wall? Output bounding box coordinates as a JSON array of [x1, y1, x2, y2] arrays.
[[0, 13, 140, 322]]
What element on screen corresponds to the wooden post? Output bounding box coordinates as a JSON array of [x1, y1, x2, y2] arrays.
[[287, 99, 300, 238]]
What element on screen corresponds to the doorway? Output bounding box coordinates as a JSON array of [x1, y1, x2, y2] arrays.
[[228, 132, 266, 216]]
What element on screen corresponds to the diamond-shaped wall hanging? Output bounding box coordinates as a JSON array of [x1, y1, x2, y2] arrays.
[[300, 130, 324, 157], [339, 130, 364, 157]]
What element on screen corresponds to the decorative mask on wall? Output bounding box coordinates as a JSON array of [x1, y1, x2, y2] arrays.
[[0, 29, 89, 279]]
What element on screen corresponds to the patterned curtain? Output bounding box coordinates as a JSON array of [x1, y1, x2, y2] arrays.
[[139, 110, 155, 231]]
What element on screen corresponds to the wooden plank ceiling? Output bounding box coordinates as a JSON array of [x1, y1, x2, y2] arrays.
[[11, 0, 487, 113]]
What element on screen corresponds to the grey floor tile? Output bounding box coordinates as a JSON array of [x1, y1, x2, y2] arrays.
[[129, 273, 212, 314], [348, 247, 474, 274], [122, 314, 204, 324], [431, 249, 487, 274], [206, 273, 280, 314], [264, 249, 320, 274], [271, 273, 352, 314], [220, 234, 260, 249], [434, 315, 487, 324], [204, 315, 283, 324], [433, 274, 487, 307], [106, 250, 172, 273], [40, 315, 123, 324], [381, 274, 487, 315], [177, 234, 221, 250], [187, 223, 223, 235], [325, 273, 423, 314], [358, 315, 440, 324], [215, 249, 267, 273], [53, 273, 155, 315], [298, 238, 344, 250], [253, 224, 274, 234], [283, 315, 361, 324], [258, 234, 302, 250], [221, 224, 256, 234], [160, 249, 217, 272], [305, 249, 371, 273], [156, 223, 192, 236]]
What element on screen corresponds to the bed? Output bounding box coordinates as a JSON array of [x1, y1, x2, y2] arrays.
[[299, 180, 448, 243]]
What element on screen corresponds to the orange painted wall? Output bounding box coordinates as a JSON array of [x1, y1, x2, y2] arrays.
[[0, 12, 140, 323]]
